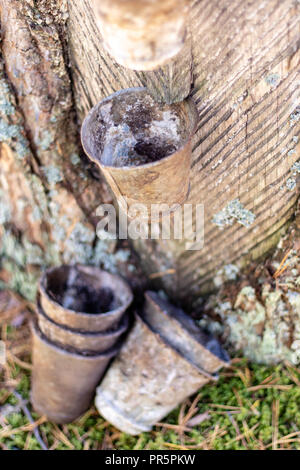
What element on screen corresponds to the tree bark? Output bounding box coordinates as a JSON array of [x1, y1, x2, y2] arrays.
[[69, 0, 300, 299], [0, 0, 136, 301], [0, 0, 299, 363]]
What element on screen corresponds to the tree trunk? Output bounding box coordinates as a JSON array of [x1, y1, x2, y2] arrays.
[[0, 0, 299, 363]]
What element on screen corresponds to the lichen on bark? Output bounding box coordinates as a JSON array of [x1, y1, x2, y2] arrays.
[[0, 0, 140, 301], [0, 0, 299, 365], [201, 203, 300, 365]]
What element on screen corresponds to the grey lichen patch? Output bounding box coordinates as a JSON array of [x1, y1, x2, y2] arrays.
[[291, 161, 300, 175], [290, 106, 300, 127], [63, 222, 95, 264], [201, 218, 300, 365], [0, 190, 11, 224], [46, 189, 97, 264], [29, 175, 49, 214], [0, 66, 30, 160], [202, 282, 300, 365], [92, 239, 130, 274], [0, 120, 19, 142], [0, 80, 15, 116], [1, 230, 53, 269], [22, 238, 44, 266], [42, 165, 63, 186], [0, 231, 26, 267], [282, 159, 300, 191], [78, 170, 88, 181], [70, 153, 81, 165], [0, 259, 39, 301], [212, 199, 256, 228], [286, 177, 297, 191], [214, 264, 240, 288], [0, 229, 60, 301], [0, 120, 30, 159], [265, 73, 280, 88], [279, 157, 300, 191], [38, 131, 54, 151], [15, 135, 30, 159]]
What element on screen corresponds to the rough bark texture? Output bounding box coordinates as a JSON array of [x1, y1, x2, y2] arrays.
[[0, 0, 141, 302], [0, 0, 299, 363]]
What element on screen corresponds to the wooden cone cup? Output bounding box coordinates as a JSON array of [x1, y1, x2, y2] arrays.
[[39, 265, 133, 332], [95, 313, 216, 435], [143, 291, 230, 373], [31, 322, 119, 424], [81, 88, 198, 221], [37, 302, 129, 354]]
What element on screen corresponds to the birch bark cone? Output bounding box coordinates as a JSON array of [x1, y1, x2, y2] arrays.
[[0, 0, 299, 364]]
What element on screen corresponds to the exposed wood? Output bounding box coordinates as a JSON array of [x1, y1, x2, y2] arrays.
[[140, 32, 193, 103], [90, 0, 189, 72], [69, 0, 300, 304]]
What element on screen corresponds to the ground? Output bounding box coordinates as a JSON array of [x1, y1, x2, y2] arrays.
[[1, 291, 300, 451]]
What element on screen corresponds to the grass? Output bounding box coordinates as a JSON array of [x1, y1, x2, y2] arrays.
[[1, 293, 300, 450]]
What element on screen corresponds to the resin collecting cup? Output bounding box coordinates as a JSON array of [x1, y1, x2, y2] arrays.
[[31, 322, 119, 424], [37, 302, 129, 354], [91, 0, 189, 70], [39, 265, 133, 332], [143, 291, 230, 374], [95, 313, 215, 435], [81, 87, 198, 221]]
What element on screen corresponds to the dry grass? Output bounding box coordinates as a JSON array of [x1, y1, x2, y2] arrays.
[[1, 290, 300, 450]]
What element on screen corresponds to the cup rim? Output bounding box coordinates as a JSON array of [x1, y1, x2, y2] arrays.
[[37, 300, 129, 337], [81, 87, 198, 171], [135, 312, 218, 381], [31, 321, 120, 360], [39, 264, 133, 319]]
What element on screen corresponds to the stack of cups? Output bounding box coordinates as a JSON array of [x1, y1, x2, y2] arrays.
[[96, 291, 230, 435], [31, 264, 133, 424]]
